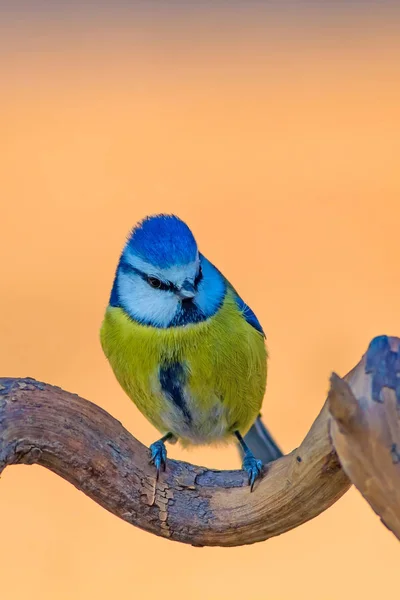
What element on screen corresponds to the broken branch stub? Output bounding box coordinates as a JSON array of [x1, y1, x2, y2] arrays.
[[329, 335, 400, 541]]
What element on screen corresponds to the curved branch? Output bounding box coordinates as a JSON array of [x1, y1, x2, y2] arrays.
[[329, 336, 400, 540], [3, 337, 398, 546], [0, 379, 351, 548]]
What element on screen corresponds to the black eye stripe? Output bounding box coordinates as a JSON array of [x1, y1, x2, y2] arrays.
[[194, 265, 203, 288], [147, 276, 174, 291], [121, 260, 201, 293]]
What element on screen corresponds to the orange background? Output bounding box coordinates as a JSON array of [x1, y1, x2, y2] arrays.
[[1, 6, 399, 600]]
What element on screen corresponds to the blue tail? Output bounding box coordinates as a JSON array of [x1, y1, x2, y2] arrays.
[[242, 414, 283, 464]]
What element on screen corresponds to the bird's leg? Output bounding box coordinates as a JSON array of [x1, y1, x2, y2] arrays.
[[149, 432, 174, 480], [235, 430, 263, 492]]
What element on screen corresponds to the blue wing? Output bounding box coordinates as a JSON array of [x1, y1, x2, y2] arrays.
[[195, 254, 265, 336], [233, 293, 265, 337]]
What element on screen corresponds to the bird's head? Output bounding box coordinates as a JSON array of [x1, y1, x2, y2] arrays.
[[110, 214, 226, 328]]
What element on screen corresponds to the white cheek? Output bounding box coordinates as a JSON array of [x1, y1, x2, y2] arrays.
[[118, 273, 179, 327]]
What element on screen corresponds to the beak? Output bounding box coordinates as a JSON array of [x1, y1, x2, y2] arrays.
[[177, 280, 196, 300]]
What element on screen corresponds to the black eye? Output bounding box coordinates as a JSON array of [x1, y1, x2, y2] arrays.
[[147, 276, 174, 291], [147, 276, 162, 289]]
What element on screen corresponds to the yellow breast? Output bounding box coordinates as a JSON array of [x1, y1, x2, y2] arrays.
[[100, 289, 267, 445]]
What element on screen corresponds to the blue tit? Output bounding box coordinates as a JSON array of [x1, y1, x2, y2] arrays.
[[100, 214, 281, 490]]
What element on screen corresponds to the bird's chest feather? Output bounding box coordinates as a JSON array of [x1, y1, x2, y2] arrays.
[[155, 359, 232, 444], [100, 291, 267, 444]]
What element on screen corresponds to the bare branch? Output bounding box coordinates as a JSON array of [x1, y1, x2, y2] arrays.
[[3, 337, 398, 546], [0, 375, 349, 547], [329, 336, 400, 541]]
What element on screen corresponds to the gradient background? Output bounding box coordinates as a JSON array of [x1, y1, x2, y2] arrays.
[[1, 3, 399, 599]]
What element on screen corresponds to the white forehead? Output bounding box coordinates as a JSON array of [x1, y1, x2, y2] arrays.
[[125, 249, 200, 284]]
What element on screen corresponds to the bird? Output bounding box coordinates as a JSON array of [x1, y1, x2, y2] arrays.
[[100, 214, 281, 490]]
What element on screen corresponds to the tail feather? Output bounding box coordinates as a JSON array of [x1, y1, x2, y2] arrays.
[[242, 415, 283, 464]]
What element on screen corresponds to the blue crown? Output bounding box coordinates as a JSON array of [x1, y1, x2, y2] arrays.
[[126, 214, 198, 268]]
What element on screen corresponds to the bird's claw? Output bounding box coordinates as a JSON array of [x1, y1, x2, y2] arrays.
[[149, 440, 167, 480], [242, 452, 263, 492]]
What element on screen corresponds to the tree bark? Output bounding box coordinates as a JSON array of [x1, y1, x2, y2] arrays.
[[0, 335, 398, 547], [329, 336, 400, 541]]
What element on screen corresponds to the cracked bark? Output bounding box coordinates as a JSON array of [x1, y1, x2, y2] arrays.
[[0, 335, 399, 546]]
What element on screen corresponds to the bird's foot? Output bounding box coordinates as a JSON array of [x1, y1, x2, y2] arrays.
[[149, 440, 167, 480], [242, 451, 263, 492]]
